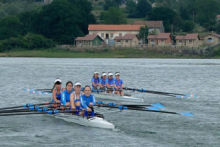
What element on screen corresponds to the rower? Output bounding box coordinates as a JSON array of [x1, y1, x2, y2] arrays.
[[114, 72, 124, 96], [70, 82, 83, 115], [91, 72, 100, 92], [52, 78, 62, 104], [80, 85, 96, 117], [61, 81, 73, 107], [100, 72, 107, 91], [106, 72, 115, 93]]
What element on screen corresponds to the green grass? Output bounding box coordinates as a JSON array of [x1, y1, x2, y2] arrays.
[[0, 48, 216, 58]]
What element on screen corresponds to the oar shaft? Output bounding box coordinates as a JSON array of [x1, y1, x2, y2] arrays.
[[123, 87, 185, 96]]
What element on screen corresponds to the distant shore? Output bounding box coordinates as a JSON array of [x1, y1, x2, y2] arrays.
[[0, 48, 219, 58]]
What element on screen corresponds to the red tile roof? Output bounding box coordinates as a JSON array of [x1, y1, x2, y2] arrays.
[[148, 33, 171, 39], [114, 34, 137, 40], [88, 24, 143, 31], [75, 34, 102, 41], [133, 20, 163, 28], [176, 33, 198, 40]]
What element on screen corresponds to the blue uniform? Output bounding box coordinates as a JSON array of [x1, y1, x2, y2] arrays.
[[51, 90, 61, 103], [61, 89, 73, 106], [80, 94, 96, 109], [80, 94, 96, 117], [91, 77, 100, 88], [107, 78, 115, 87], [100, 78, 107, 87], [115, 79, 123, 89]]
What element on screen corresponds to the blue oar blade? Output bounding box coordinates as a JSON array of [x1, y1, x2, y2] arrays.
[[180, 112, 193, 116], [146, 106, 160, 111], [152, 103, 165, 109]]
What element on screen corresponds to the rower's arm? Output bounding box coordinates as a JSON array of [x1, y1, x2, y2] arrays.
[[70, 93, 76, 109], [52, 89, 58, 102]]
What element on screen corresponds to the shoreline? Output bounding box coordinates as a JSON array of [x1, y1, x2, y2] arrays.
[[0, 48, 219, 59]]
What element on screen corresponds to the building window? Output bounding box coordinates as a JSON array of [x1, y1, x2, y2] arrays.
[[126, 40, 129, 42], [101, 33, 104, 38], [110, 33, 113, 38], [189, 40, 192, 43], [179, 40, 182, 43], [208, 37, 213, 42], [119, 33, 122, 37]]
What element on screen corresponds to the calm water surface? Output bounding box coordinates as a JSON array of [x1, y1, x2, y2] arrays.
[[0, 58, 219, 147]]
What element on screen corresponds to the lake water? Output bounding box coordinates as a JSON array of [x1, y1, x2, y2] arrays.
[[0, 58, 219, 147]]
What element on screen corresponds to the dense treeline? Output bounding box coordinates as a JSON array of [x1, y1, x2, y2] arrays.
[[0, 0, 95, 51], [0, 0, 220, 52]]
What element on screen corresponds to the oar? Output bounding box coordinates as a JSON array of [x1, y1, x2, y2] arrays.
[[123, 87, 196, 98], [35, 89, 52, 92], [96, 102, 193, 116], [96, 101, 165, 110], [0, 110, 78, 116], [0, 102, 52, 111]]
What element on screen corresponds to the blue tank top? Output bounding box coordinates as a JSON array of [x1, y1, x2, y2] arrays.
[[56, 92, 61, 100], [61, 89, 73, 105], [91, 77, 100, 88], [115, 79, 123, 88], [107, 78, 115, 86], [100, 78, 107, 86]]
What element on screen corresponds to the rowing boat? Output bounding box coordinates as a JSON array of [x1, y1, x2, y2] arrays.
[[93, 92, 144, 103], [54, 113, 115, 129]]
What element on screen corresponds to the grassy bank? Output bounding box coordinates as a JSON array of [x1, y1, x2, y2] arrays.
[[0, 48, 219, 58]]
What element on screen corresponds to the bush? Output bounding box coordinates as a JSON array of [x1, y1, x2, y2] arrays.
[[0, 33, 55, 51], [214, 46, 220, 56], [23, 33, 55, 49]]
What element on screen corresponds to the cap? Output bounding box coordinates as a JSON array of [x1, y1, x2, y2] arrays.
[[74, 82, 82, 86], [115, 72, 120, 76], [108, 72, 113, 76], [94, 72, 99, 74], [102, 72, 107, 76], [54, 79, 62, 84]]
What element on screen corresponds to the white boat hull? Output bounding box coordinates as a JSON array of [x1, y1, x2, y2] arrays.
[[54, 113, 115, 129], [93, 93, 144, 103]]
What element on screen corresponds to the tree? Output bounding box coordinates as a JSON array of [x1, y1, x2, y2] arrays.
[[149, 7, 181, 32], [135, 0, 152, 18], [215, 23, 220, 34], [0, 16, 23, 40], [104, 0, 122, 10], [33, 0, 95, 44], [138, 25, 148, 44], [126, 0, 137, 18], [195, 0, 220, 31], [101, 7, 127, 24], [181, 20, 195, 32]]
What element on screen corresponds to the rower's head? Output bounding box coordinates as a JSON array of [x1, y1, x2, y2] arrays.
[[74, 82, 81, 93], [84, 85, 92, 96], [66, 81, 73, 92], [108, 72, 113, 80], [102, 72, 107, 79], [93, 72, 99, 79], [54, 79, 62, 90], [115, 72, 120, 80]]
